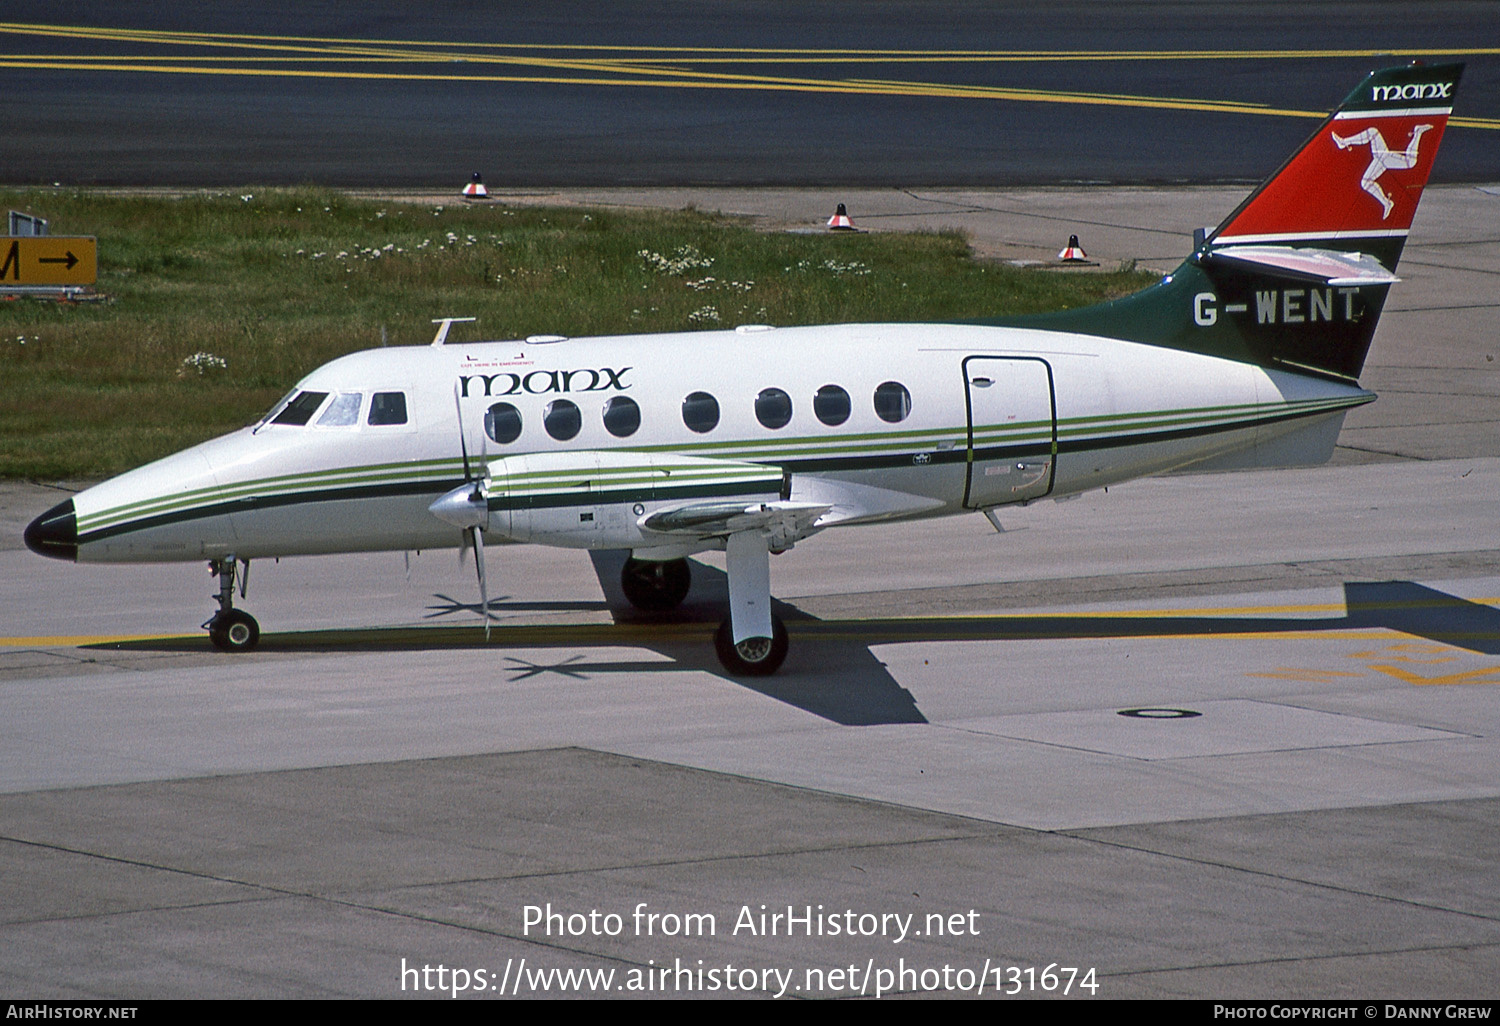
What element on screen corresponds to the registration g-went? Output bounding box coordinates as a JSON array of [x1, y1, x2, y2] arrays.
[[25, 63, 1463, 675]]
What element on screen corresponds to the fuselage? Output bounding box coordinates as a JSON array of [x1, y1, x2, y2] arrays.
[[51, 321, 1373, 564]]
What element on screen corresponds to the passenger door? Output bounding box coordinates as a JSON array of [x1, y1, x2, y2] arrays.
[[962, 356, 1056, 508]]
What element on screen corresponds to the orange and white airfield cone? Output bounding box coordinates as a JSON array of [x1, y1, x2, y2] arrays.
[[1057, 234, 1088, 261], [462, 172, 490, 201]]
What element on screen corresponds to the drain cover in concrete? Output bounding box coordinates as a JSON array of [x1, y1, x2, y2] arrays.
[[953, 700, 1461, 760]]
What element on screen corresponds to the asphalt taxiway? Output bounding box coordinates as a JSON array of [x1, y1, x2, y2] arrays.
[[2, 186, 1498, 998]]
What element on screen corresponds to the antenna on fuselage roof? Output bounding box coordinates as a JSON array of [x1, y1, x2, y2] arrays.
[[431, 317, 477, 346]]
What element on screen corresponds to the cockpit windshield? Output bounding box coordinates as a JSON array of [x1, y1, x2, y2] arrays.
[[259, 389, 299, 426], [269, 391, 330, 426]]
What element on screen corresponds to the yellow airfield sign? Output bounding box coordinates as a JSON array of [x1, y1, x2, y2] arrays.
[[0, 236, 98, 286]]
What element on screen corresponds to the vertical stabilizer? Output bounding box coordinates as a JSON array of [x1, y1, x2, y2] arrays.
[[1210, 62, 1462, 268], [991, 63, 1463, 381]]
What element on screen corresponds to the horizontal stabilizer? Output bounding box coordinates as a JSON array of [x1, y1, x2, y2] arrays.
[[1202, 245, 1399, 287]]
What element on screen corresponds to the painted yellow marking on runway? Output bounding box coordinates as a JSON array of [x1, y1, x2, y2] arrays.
[[882, 595, 1500, 621], [1248, 640, 1500, 687], [4, 24, 1497, 60], [1246, 668, 1366, 680], [0, 634, 190, 648], [1347, 643, 1458, 664], [6, 597, 1497, 650], [1368, 664, 1500, 686], [2, 22, 1494, 129]]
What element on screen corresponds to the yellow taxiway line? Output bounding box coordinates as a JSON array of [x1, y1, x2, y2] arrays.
[[2, 23, 1494, 130]]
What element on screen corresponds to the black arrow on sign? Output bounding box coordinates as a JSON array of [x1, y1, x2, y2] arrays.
[[38, 252, 79, 270]]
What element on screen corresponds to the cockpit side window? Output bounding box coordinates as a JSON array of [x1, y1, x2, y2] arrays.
[[368, 392, 408, 426], [272, 391, 330, 426], [316, 392, 363, 426]]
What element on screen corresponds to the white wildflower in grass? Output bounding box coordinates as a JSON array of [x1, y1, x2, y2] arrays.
[[784, 258, 870, 276], [684, 276, 753, 293], [639, 245, 714, 275], [178, 352, 227, 377], [687, 305, 720, 324], [821, 258, 871, 276]]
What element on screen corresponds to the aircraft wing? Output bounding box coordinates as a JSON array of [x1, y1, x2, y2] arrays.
[[640, 500, 831, 550]]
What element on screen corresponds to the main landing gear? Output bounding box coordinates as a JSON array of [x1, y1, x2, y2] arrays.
[[620, 548, 788, 676], [204, 556, 259, 652], [620, 557, 692, 612]]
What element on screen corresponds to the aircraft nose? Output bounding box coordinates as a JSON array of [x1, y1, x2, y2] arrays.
[[23, 498, 78, 562]]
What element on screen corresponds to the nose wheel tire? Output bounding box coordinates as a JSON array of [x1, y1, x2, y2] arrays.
[[621, 557, 692, 612], [714, 615, 788, 676], [208, 609, 260, 652]]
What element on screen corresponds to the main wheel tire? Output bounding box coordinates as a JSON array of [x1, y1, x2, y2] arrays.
[[620, 557, 692, 612], [208, 609, 260, 652], [714, 615, 788, 676]]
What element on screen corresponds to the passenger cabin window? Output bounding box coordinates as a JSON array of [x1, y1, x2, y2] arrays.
[[544, 398, 581, 441], [272, 391, 329, 426], [317, 392, 363, 426], [873, 381, 912, 424], [682, 391, 720, 434], [485, 402, 522, 444], [813, 384, 850, 426], [603, 396, 641, 438], [368, 391, 408, 426], [755, 388, 792, 430]]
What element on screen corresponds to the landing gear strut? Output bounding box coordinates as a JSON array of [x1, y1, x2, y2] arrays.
[[620, 557, 691, 612], [714, 530, 788, 676], [204, 556, 259, 652]]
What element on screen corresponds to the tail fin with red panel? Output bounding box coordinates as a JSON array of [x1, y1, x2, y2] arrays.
[[994, 63, 1463, 382], [1209, 62, 1462, 267]]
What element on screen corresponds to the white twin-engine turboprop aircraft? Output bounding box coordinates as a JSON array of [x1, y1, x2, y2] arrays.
[[25, 62, 1462, 675]]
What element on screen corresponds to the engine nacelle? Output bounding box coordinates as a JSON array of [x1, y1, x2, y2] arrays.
[[456, 450, 787, 549]]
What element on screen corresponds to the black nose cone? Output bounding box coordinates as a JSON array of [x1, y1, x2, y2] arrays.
[[24, 498, 78, 562]]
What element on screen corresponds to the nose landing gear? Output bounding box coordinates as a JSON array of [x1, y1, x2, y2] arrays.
[[204, 556, 260, 652]]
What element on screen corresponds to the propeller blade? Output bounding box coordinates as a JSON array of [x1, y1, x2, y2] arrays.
[[455, 382, 490, 639], [471, 524, 490, 640], [452, 381, 472, 482], [473, 427, 490, 502]]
